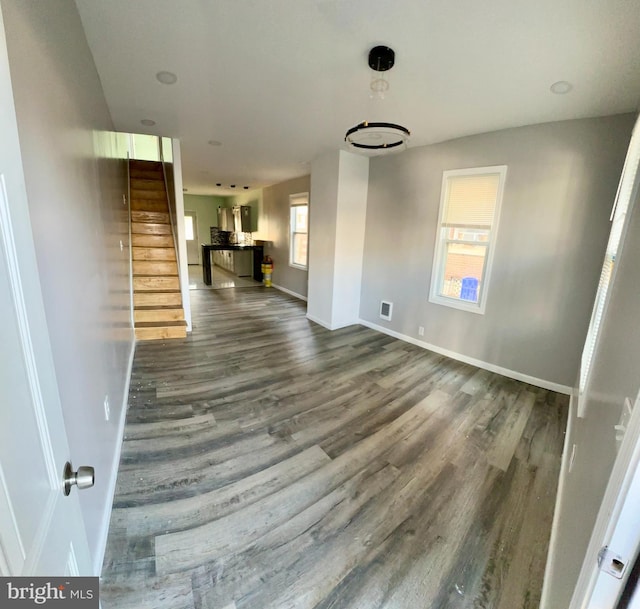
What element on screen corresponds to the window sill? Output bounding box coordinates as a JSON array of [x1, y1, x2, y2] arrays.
[[428, 294, 486, 315], [289, 263, 308, 271]]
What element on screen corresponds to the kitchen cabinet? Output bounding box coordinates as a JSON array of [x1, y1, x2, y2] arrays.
[[212, 249, 252, 276], [233, 206, 252, 232], [217, 207, 233, 231]]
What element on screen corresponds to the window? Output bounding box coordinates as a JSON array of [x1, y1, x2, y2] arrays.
[[578, 116, 640, 416], [429, 166, 507, 314], [289, 193, 309, 269]]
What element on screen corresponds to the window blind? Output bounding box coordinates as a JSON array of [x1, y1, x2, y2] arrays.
[[579, 115, 640, 406], [443, 174, 501, 228]]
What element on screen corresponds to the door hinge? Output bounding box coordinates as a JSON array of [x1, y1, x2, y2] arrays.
[[598, 546, 627, 579]]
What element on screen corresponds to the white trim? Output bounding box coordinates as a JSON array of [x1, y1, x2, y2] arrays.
[[93, 338, 136, 576], [169, 139, 192, 332], [429, 165, 508, 315], [66, 543, 79, 577], [289, 193, 309, 270], [272, 283, 308, 301], [305, 313, 354, 331], [0, 175, 58, 487], [358, 318, 572, 394], [0, 461, 25, 569], [570, 387, 640, 608], [22, 491, 57, 575], [540, 393, 577, 609]]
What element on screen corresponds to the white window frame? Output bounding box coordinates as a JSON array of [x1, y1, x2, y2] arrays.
[[289, 192, 309, 270], [578, 116, 640, 417], [429, 165, 507, 315]]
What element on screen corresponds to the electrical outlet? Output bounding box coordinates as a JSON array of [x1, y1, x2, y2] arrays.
[[103, 395, 110, 422], [418, 326, 425, 336]]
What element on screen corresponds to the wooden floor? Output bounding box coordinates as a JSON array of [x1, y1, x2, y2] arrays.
[[101, 287, 568, 609]]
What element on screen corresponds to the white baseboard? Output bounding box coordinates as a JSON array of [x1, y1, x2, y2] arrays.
[[272, 283, 307, 302], [305, 313, 334, 330], [540, 394, 576, 609], [93, 337, 136, 576], [358, 318, 572, 395]]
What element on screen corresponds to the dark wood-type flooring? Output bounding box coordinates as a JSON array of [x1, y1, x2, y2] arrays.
[[101, 287, 568, 609]]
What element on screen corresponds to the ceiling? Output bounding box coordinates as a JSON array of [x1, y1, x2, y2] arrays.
[[75, 0, 640, 196]]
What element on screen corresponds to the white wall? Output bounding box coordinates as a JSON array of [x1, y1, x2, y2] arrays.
[[2, 0, 133, 571], [307, 151, 340, 326], [543, 151, 640, 607], [359, 114, 634, 388]]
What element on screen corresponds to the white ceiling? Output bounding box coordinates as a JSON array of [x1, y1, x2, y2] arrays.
[[75, 0, 640, 196]]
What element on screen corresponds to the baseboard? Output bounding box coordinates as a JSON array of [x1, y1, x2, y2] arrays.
[[539, 394, 576, 609], [93, 337, 136, 576], [358, 318, 572, 395], [272, 283, 307, 302], [305, 313, 334, 330]]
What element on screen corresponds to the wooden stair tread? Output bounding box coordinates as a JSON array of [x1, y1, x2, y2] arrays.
[[135, 320, 187, 328], [131, 210, 170, 224], [134, 305, 185, 311], [135, 326, 187, 340]]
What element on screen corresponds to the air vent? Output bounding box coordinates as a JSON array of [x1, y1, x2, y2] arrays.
[[380, 301, 393, 321]]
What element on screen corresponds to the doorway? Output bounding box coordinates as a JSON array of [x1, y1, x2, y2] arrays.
[[184, 210, 199, 265]]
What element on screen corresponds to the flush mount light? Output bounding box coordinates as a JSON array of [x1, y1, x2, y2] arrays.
[[550, 80, 573, 94], [345, 46, 410, 155], [208, 140, 222, 146], [156, 71, 178, 85], [140, 119, 156, 126]]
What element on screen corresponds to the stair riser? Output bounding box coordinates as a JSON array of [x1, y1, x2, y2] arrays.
[[132, 247, 176, 262], [133, 277, 180, 291], [131, 210, 170, 224], [130, 179, 165, 192], [135, 309, 185, 322], [133, 261, 178, 275], [130, 169, 163, 181], [134, 293, 183, 307], [131, 222, 172, 236], [132, 234, 174, 247], [131, 200, 168, 213], [135, 326, 187, 340], [131, 189, 167, 201]]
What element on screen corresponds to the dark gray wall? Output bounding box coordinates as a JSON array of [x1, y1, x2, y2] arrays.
[[360, 114, 634, 387]]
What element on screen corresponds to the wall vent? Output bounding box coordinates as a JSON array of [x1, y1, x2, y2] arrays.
[[380, 301, 393, 321]]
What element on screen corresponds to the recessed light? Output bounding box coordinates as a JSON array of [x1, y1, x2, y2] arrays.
[[243, 186, 249, 190], [208, 140, 222, 146], [216, 183, 222, 187], [140, 119, 156, 126], [550, 81, 573, 95], [156, 71, 178, 85], [230, 185, 236, 188]]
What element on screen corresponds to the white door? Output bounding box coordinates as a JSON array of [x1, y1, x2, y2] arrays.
[[184, 210, 199, 264], [0, 7, 92, 576]]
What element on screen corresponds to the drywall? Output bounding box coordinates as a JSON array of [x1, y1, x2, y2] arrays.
[[261, 175, 310, 299], [360, 114, 634, 387], [2, 0, 132, 571], [543, 139, 640, 608], [307, 152, 340, 325]]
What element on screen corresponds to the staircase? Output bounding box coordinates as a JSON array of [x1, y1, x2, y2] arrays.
[[130, 160, 187, 340]]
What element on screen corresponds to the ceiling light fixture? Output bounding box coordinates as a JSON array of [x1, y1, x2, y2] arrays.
[[156, 71, 178, 85], [550, 80, 573, 95], [140, 119, 156, 126], [345, 46, 410, 155]]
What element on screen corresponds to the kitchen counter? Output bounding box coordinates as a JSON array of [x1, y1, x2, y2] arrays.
[[201, 244, 264, 285]]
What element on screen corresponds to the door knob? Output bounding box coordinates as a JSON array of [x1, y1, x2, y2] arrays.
[[63, 461, 95, 496]]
